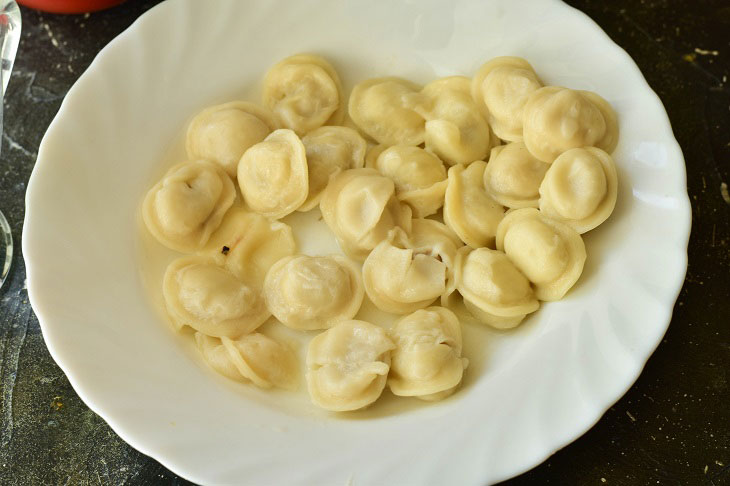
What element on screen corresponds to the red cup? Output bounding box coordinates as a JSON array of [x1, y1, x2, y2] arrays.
[[17, 0, 127, 14]]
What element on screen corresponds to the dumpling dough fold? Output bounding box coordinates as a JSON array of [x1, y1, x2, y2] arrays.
[[163, 256, 269, 338], [264, 254, 364, 330], [320, 168, 412, 260], [195, 332, 297, 390], [522, 86, 618, 163], [452, 247, 540, 329], [367, 145, 448, 218], [483, 142, 550, 209], [471, 56, 542, 142], [363, 220, 461, 315], [306, 320, 395, 411], [496, 208, 586, 301], [263, 54, 345, 135], [405, 76, 491, 166], [538, 147, 618, 233], [186, 101, 277, 176], [443, 161, 505, 248], [299, 126, 367, 211], [348, 77, 425, 146], [143, 160, 235, 253], [388, 306, 468, 400], [238, 128, 308, 219]]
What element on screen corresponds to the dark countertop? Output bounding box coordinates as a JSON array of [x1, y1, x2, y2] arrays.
[[0, 1, 727, 484]]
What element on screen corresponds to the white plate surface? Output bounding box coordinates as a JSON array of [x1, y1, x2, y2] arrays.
[[23, 0, 691, 484]]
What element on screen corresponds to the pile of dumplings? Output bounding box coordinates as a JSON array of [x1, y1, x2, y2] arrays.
[[142, 54, 619, 412]]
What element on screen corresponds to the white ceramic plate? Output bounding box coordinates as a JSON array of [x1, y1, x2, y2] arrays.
[[23, 0, 691, 484]]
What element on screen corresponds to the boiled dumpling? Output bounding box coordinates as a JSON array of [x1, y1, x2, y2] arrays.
[[367, 145, 448, 217], [299, 126, 367, 211], [538, 147, 618, 233], [320, 168, 412, 260], [306, 320, 395, 411], [405, 76, 490, 165], [263, 254, 364, 331], [195, 332, 297, 390], [453, 247, 539, 329], [186, 101, 277, 176], [522, 86, 619, 163], [348, 77, 425, 146], [483, 142, 550, 209], [163, 256, 269, 338], [363, 221, 459, 314], [143, 160, 235, 253], [388, 306, 467, 400], [263, 54, 345, 135], [202, 208, 296, 289], [471, 57, 542, 142], [237, 129, 308, 219], [443, 161, 505, 248], [496, 208, 586, 301]]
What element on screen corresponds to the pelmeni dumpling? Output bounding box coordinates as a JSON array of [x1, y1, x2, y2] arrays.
[[143, 160, 235, 253], [306, 320, 395, 411], [522, 86, 619, 163], [186, 101, 277, 176], [363, 222, 459, 314], [238, 129, 308, 219], [263, 54, 345, 135], [443, 161, 505, 248], [299, 126, 367, 211], [483, 142, 550, 209], [496, 208, 586, 301], [454, 247, 539, 329], [348, 77, 425, 146], [163, 256, 269, 338], [471, 57, 542, 142], [388, 307, 468, 401], [195, 333, 297, 390], [202, 208, 296, 289], [263, 255, 364, 331], [405, 77, 491, 166], [320, 168, 412, 260], [368, 145, 448, 217], [538, 147, 618, 233]]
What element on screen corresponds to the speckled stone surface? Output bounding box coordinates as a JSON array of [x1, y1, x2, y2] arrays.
[[0, 1, 727, 484]]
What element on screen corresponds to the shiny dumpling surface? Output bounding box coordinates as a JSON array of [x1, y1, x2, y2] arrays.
[[238, 128, 308, 219], [263, 54, 345, 135], [143, 160, 235, 253], [522, 86, 619, 163], [348, 77, 425, 146], [406, 76, 491, 166], [263, 254, 364, 331], [186, 101, 277, 176], [195, 333, 297, 390], [163, 256, 269, 338], [538, 147, 618, 233], [470, 56, 542, 142], [306, 320, 395, 411], [483, 142, 550, 209], [368, 145, 448, 218], [320, 168, 412, 261], [299, 126, 367, 211], [443, 161, 505, 248], [453, 246, 539, 329], [388, 307, 467, 400], [201, 208, 296, 289], [496, 208, 586, 301]]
